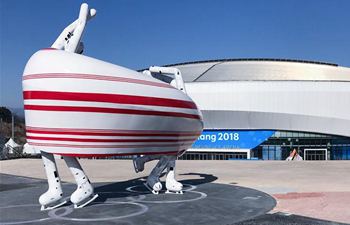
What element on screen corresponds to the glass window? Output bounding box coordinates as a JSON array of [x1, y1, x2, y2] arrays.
[[268, 146, 275, 160], [280, 132, 287, 138], [262, 146, 269, 160], [274, 131, 281, 138], [275, 146, 282, 160]]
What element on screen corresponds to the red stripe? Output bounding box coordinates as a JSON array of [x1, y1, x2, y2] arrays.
[[23, 91, 197, 109], [26, 126, 200, 134], [28, 142, 191, 148], [26, 129, 200, 137], [24, 105, 201, 120], [27, 135, 195, 143], [26, 126, 201, 137], [23, 73, 172, 88], [53, 151, 180, 158]]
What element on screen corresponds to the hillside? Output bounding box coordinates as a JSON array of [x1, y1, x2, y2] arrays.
[[0, 107, 26, 145]]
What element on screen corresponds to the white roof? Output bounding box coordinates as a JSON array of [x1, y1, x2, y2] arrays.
[[166, 59, 350, 82], [23, 143, 40, 154], [4, 138, 20, 148]]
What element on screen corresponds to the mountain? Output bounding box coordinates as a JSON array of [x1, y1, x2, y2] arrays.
[[9, 107, 25, 119]]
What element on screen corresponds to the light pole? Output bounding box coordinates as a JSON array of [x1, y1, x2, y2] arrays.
[[12, 113, 15, 140]]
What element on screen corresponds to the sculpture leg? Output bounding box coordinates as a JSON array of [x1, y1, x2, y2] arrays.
[[63, 156, 98, 208], [133, 155, 161, 173], [39, 151, 67, 211], [144, 155, 174, 194], [165, 155, 183, 194]]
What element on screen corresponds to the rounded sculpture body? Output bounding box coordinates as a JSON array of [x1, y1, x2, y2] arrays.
[[23, 49, 203, 157]]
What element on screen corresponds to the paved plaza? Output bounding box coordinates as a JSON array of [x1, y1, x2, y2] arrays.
[[1, 159, 349, 224]]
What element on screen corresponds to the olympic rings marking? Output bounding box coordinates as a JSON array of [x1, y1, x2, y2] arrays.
[[125, 184, 207, 204], [0, 204, 50, 225], [48, 201, 148, 222], [0, 184, 205, 223]]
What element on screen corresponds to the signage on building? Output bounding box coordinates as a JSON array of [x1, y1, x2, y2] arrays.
[[192, 130, 275, 149]]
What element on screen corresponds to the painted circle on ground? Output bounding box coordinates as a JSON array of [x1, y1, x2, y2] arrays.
[[48, 201, 148, 222], [0, 204, 50, 225], [125, 183, 196, 194], [127, 190, 207, 204], [48, 206, 74, 217]]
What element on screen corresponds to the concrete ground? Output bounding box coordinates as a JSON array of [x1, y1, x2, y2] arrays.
[[1, 159, 350, 224]]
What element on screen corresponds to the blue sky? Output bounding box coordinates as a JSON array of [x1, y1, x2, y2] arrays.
[[1, 0, 350, 110]]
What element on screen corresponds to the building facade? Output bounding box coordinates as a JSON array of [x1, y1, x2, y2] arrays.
[[169, 59, 350, 160]]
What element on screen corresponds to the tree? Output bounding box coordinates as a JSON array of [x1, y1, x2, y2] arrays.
[[0, 107, 12, 123]]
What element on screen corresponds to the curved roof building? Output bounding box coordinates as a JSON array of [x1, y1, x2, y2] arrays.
[[169, 59, 350, 137], [161, 59, 350, 160]]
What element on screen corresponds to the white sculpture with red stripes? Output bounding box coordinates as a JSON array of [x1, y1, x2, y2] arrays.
[[22, 3, 203, 210]]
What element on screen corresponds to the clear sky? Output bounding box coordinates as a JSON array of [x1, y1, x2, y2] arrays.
[[0, 0, 349, 110]]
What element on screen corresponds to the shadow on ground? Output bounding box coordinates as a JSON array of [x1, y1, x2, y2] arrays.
[[94, 172, 218, 202], [0, 172, 278, 225]]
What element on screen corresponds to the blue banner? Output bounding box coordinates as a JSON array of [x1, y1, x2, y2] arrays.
[[192, 130, 275, 149]]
